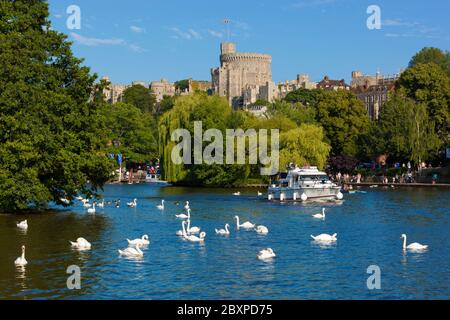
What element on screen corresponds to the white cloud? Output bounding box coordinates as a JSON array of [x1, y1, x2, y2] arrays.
[[170, 27, 202, 40], [53, 14, 63, 19], [130, 25, 145, 33], [189, 29, 202, 40], [208, 30, 223, 38], [70, 32, 126, 46], [382, 18, 446, 40]]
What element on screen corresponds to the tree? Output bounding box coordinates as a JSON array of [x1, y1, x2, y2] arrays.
[[100, 102, 158, 161], [397, 62, 450, 142], [268, 100, 317, 125], [284, 88, 320, 106], [279, 124, 331, 170], [123, 84, 156, 114], [0, 0, 114, 211], [409, 47, 450, 75], [376, 94, 441, 164], [158, 95, 176, 115], [314, 90, 370, 157]]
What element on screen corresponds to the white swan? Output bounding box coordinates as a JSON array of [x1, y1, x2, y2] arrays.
[[127, 235, 150, 246], [233, 191, 241, 196], [257, 191, 263, 196], [97, 200, 105, 208], [60, 198, 70, 205], [234, 215, 255, 230], [215, 224, 230, 235], [255, 225, 269, 235], [176, 221, 188, 237], [118, 243, 144, 257], [17, 220, 28, 230], [14, 245, 28, 266], [401, 234, 428, 251], [83, 202, 91, 208], [311, 233, 337, 242], [312, 208, 326, 220], [157, 199, 165, 210], [184, 231, 206, 243], [75, 196, 83, 201], [176, 208, 190, 219], [127, 198, 137, 208], [184, 201, 190, 210], [70, 237, 92, 250], [186, 219, 200, 234], [257, 248, 276, 260], [87, 203, 96, 214]]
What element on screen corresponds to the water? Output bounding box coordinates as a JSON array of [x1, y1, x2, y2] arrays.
[[0, 184, 449, 300]]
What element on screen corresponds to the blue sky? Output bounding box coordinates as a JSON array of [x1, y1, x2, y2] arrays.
[[48, 0, 450, 84]]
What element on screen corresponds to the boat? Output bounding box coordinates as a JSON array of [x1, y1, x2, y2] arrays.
[[268, 165, 343, 201], [145, 173, 170, 185]]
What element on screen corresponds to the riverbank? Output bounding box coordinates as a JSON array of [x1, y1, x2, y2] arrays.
[[349, 182, 450, 188]]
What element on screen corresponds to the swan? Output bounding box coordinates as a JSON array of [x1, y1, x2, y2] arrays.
[[311, 233, 337, 242], [87, 203, 96, 214], [127, 235, 150, 246], [75, 196, 83, 201], [14, 245, 28, 266], [83, 202, 91, 208], [118, 243, 144, 257], [176, 208, 190, 219], [184, 201, 190, 210], [312, 208, 326, 220], [401, 234, 428, 251], [234, 215, 255, 230], [255, 225, 269, 235], [127, 198, 137, 208], [17, 220, 28, 230], [257, 191, 263, 196], [60, 198, 70, 205], [97, 200, 105, 208], [70, 237, 92, 250], [176, 221, 188, 236], [157, 200, 165, 210], [186, 219, 200, 234], [233, 191, 241, 196], [184, 231, 206, 243], [257, 248, 276, 260], [215, 224, 230, 235]]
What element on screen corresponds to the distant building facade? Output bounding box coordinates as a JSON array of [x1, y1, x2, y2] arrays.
[[316, 75, 350, 91], [102, 76, 130, 104], [351, 70, 402, 120], [150, 79, 176, 102], [278, 74, 317, 99], [211, 42, 278, 107]]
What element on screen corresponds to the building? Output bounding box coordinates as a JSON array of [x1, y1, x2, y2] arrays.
[[211, 42, 278, 107], [351, 70, 402, 120], [316, 75, 350, 91], [150, 79, 176, 102], [102, 77, 131, 104], [278, 74, 317, 99]]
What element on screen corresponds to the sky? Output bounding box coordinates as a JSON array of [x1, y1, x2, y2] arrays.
[[48, 0, 450, 84]]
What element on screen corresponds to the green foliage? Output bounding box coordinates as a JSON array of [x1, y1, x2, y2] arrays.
[[314, 90, 370, 157], [376, 94, 441, 163], [100, 102, 158, 161], [123, 84, 156, 114], [158, 95, 176, 114], [409, 47, 450, 75], [174, 79, 190, 91], [268, 100, 317, 125], [397, 62, 450, 142], [284, 88, 320, 106], [0, 0, 114, 211], [279, 124, 331, 170]]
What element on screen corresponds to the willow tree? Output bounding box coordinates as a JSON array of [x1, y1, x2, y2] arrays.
[[0, 1, 114, 210]]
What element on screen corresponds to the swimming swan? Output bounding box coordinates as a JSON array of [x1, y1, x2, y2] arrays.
[[176, 221, 188, 236], [14, 245, 28, 266], [257, 248, 276, 260], [255, 225, 269, 235], [184, 231, 206, 243], [17, 220, 28, 230], [215, 224, 230, 235], [311, 233, 337, 242], [127, 235, 150, 246], [176, 208, 190, 219], [157, 200, 165, 210], [87, 203, 96, 214], [233, 192, 241, 196], [257, 191, 263, 196], [184, 201, 190, 210], [186, 219, 200, 234], [70, 237, 92, 250], [234, 216, 255, 230], [127, 198, 137, 208], [118, 243, 144, 257], [312, 208, 326, 220], [401, 234, 428, 251]]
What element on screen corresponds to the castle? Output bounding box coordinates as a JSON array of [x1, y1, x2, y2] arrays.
[[211, 42, 278, 108]]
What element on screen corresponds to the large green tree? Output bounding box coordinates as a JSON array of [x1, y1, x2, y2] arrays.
[[314, 90, 370, 157], [409, 47, 450, 75], [123, 84, 156, 114], [397, 62, 450, 142], [0, 0, 114, 210]]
